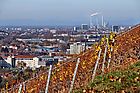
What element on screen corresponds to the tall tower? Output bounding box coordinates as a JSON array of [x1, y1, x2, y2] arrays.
[[102, 16, 104, 27], [90, 17, 93, 28]]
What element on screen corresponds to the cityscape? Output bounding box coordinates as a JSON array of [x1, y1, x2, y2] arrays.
[[0, 0, 140, 93]]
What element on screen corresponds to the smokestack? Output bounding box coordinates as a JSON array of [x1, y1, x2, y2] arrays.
[[90, 16, 93, 28], [102, 16, 104, 27], [96, 16, 99, 28], [90, 12, 101, 28]]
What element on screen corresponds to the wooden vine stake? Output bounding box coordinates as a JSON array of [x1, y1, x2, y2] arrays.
[[23, 82, 26, 93], [69, 58, 80, 93], [107, 38, 114, 69], [45, 65, 53, 93], [92, 49, 102, 82], [102, 43, 108, 74], [18, 84, 22, 93]]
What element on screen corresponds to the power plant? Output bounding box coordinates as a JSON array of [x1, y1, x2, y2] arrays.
[[90, 12, 106, 28]]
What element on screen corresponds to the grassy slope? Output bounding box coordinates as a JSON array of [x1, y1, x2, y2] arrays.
[[74, 61, 140, 93]]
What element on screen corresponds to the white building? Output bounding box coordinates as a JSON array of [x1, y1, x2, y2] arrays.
[[50, 29, 57, 34], [4, 55, 59, 69], [5, 55, 41, 68], [70, 42, 86, 54]]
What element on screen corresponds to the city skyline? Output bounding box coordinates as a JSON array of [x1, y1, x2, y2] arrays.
[[0, 0, 140, 26]]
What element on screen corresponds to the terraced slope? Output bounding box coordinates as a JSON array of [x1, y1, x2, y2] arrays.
[[74, 25, 140, 93], [110, 25, 140, 71]]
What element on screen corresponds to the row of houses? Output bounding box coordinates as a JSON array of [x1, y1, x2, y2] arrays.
[[0, 55, 68, 69]]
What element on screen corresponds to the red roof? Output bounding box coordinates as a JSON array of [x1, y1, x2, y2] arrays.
[[15, 55, 36, 58]]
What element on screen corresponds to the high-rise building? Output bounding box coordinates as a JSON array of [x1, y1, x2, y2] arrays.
[[81, 24, 89, 31], [73, 27, 78, 31], [112, 26, 119, 32], [73, 26, 81, 32], [70, 43, 85, 54]]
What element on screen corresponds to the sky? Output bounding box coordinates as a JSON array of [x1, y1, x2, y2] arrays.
[[0, 0, 140, 26]]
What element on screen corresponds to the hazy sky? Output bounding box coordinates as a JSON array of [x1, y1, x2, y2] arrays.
[[0, 0, 140, 26]]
